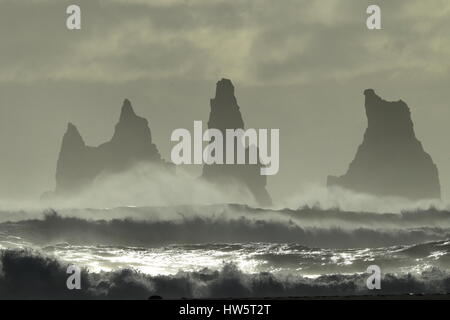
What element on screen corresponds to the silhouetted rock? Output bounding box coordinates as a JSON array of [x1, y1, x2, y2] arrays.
[[202, 79, 272, 206], [328, 89, 441, 200], [55, 99, 169, 194]]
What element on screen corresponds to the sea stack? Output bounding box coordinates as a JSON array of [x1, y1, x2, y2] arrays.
[[202, 79, 272, 206], [55, 99, 170, 194], [327, 89, 440, 200]]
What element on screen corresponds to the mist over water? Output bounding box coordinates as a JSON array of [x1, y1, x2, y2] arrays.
[[1, 165, 450, 298], [281, 185, 448, 213], [0, 164, 254, 212], [1, 163, 448, 214]]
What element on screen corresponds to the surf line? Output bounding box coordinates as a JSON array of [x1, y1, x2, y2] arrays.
[[170, 120, 279, 175]]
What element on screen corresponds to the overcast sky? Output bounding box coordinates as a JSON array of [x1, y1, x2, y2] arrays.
[[1, 0, 450, 203]]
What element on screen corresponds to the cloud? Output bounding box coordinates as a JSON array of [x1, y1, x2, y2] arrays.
[[2, 0, 450, 85]]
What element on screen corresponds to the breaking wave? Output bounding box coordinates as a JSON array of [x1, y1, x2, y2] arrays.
[[0, 204, 449, 298], [0, 249, 449, 299], [1, 205, 450, 248]]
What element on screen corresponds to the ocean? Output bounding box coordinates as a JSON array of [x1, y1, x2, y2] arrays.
[[0, 204, 449, 299]]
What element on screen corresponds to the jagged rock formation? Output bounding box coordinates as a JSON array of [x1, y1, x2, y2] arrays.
[[328, 89, 441, 200], [55, 99, 169, 194], [202, 79, 272, 206]]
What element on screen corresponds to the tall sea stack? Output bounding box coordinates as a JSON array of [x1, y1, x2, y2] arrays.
[[327, 89, 440, 200], [202, 79, 272, 206], [55, 99, 170, 194]]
